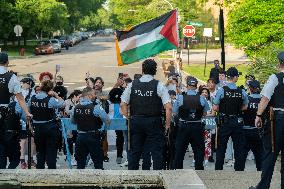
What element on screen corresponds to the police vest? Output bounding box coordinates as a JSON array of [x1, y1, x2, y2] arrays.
[[219, 86, 243, 115], [73, 103, 103, 132], [0, 72, 13, 104], [242, 95, 260, 126], [271, 72, 284, 109], [30, 96, 55, 122], [3, 102, 21, 131], [130, 79, 163, 116], [178, 94, 204, 121]]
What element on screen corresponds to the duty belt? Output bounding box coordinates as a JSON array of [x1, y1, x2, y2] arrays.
[[78, 130, 99, 134], [179, 119, 202, 123]]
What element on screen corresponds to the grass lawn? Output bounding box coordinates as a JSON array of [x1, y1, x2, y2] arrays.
[[0, 40, 39, 57], [183, 63, 250, 86]]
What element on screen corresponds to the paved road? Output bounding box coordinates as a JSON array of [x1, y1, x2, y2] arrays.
[[10, 36, 165, 91], [10, 36, 281, 189]]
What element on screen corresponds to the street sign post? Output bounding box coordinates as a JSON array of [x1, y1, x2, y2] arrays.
[[14, 25, 23, 37], [203, 28, 213, 76], [14, 25, 23, 48], [188, 21, 203, 27], [183, 25, 195, 38], [183, 25, 196, 65]]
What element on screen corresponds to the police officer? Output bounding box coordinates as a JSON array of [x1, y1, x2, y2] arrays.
[[121, 59, 172, 170], [251, 52, 284, 189], [240, 80, 263, 171], [0, 52, 32, 167], [29, 80, 65, 169], [0, 101, 23, 168], [213, 67, 248, 171], [173, 76, 209, 170], [71, 87, 110, 169]]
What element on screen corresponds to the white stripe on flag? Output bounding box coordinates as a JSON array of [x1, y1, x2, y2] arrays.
[[118, 25, 164, 53]]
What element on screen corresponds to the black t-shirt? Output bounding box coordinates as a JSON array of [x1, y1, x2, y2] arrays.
[[210, 67, 221, 84], [53, 85, 68, 100]]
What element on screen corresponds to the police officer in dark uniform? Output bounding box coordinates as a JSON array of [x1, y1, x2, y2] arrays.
[[0, 101, 23, 168], [121, 59, 172, 170], [173, 76, 210, 170], [240, 80, 263, 171], [71, 87, 110, 169], [0, 52, 32, 168], [29, 80, 65, 169], [213, 67, 248, 171], [251, 52, 284, 189]]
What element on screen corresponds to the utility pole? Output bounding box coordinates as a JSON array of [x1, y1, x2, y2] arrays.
[[219, 2, 225, 70]]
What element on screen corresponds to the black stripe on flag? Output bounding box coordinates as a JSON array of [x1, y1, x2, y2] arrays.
[[116, 10, 174, 42]]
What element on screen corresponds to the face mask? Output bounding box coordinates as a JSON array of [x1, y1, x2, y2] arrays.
[[56, 82, 63, 86]]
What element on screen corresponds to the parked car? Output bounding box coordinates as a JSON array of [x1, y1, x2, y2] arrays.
[[35, 41, 54, 55], [59, 36, 72, 49], [50, 39, 62, 53]]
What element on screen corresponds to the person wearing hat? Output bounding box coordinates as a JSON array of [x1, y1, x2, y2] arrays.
[[29, 80, 65, 169], [173, 76, 210, 170], [240, 80, 263, 171], [0, 52, 32, 168], [251, 52, 284, 189], [71, 87, 110, 169], [213, 66, 248, 171], [121, 59, 172, 170]]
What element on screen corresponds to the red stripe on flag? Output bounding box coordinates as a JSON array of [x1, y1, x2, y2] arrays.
[[159, 10, 178, 48]]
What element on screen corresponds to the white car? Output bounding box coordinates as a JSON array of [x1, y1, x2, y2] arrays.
[[50, 39, 62, 53]]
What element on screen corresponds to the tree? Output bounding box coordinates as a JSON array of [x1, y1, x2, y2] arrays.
[[227, 0, 284, 57], [60, 0, 106, 31]]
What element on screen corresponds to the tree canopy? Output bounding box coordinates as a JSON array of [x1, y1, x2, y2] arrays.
[[0, 0, 106, 45], [227, 0, 284, 81]]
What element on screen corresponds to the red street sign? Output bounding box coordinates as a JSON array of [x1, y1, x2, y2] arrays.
[[183, 25, 195, 38]]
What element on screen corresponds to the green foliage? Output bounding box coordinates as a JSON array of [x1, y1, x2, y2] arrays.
[[79, 8, 112, 30], [227, 0, 284, 57], [183, 63, 249, 86], [108, 0, 217, 37], [0, 0, 105, 45], [249, 43, 284, 84]]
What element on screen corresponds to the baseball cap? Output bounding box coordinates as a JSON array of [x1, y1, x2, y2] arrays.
[[187, 76, 198, 86], [277, 52, 284, 63], [0, 52, 8, 64], [245, 74, 255, 80], [226, 67, 240, 77], [21, 77, 35, 88], [248, 80, 260, 89], [168, 90, 176, 96]]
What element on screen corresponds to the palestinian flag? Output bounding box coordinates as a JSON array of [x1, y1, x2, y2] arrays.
[[115, 10, 179, 66]]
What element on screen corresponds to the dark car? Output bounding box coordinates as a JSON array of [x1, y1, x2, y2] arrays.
[[59, 36, 73, 49]]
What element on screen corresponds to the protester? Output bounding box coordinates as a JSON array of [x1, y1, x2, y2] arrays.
[[19, 77, 36, 169], [53, 75, 68, 100], [209, 60, 222, 84], [94, 77, 110, 162], [63, 90, 82, 166], [199, 87, 215, 166], [39, 72, 53, 83]]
